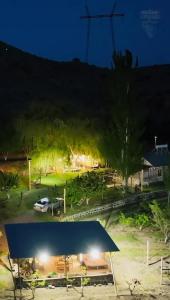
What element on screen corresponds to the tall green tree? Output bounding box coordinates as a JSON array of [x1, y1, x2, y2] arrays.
[[100, 50, 144, 188]]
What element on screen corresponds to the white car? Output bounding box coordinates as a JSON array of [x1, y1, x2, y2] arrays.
[[33, 197, 50, 212], [34, 197, 64, 213]]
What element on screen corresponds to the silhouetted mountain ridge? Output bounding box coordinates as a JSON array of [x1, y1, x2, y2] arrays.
[[0, 41, 170, 143]]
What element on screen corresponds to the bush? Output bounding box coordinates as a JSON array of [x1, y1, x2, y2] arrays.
[[0, 171, 19, 191], [149, 200, 170, 243], [119, 212, 150, 230], [66, 171, 106, 207], [119, 212, 135, 226], [0, 197, 9, 221], [135, 214, 150, 230], [48, 271, 57, 277]]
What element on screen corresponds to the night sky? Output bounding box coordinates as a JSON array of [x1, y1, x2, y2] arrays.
[[0, 0, 169, 67]]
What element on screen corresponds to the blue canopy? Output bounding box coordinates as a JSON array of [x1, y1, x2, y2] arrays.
[[5, 221, 119, 259]]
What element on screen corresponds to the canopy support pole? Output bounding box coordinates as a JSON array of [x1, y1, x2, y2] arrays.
[[17, 259, 22, 299], [80, 275, 84, 298], [64, 255, 68, 291], [8, 254, 16, 300], [109, 252, 117, 296]]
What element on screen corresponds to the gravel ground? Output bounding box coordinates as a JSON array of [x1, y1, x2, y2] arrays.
[[0, 286, 170, 300]]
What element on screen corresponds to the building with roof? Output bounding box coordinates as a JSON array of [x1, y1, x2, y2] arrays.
[[131, 144, 169, 188], [5, 221, 119, 290], [143, 144, 169, 185]]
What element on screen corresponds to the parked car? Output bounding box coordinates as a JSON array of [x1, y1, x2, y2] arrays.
[[34, 197, 64, 213], [33, 197, 50, 212]]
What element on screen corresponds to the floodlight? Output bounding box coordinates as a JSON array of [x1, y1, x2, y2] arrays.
[[38, 251, 50, 263], [89, 248, 101, 259]]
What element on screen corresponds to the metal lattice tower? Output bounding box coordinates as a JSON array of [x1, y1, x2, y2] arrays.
[[81, 1, 125, 63]]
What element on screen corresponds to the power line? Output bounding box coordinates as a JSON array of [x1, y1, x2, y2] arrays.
[[81, 1, 125, 63]]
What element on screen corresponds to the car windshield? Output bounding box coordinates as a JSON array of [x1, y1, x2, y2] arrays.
[[37, 200, 49, 205]]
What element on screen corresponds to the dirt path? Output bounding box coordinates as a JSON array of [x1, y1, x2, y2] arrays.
[[108, 225, 170, 296], [0, 286, 170, 300]]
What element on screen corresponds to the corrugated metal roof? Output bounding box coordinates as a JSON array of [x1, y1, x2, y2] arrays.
[[144, 150, 169, 167], [5, 221, 119, 259]]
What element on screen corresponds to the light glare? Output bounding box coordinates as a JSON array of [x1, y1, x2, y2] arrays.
[[38, 251, 50, 263], [89, 248, 101, 259]]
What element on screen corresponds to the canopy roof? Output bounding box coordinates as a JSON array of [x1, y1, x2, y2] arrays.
[[5, 221, 119, 259]]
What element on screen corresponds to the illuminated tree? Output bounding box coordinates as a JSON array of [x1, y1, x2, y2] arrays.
[[15, 104, 101, 175]]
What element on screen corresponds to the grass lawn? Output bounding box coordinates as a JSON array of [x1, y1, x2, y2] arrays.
[[39, 172, 79, 186], [0, 169, 168, 223], [0, 173, 125, 221], [0, 172, 80, 221]]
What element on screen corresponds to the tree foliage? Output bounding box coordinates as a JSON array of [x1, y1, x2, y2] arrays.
[[14, 104, 101, 174], [0, 171, 19, 191], [135, 214, 150, 230], [66, 171, 106, 207], [0, 197, 8, 221], [119, 212, 149, 230], [149, 200, 170, 243], [100, 50, 144, 186], [0, 122, 18, 160], [113, 49, 134, 70]]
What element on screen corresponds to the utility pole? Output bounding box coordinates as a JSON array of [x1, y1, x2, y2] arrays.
[[28, 158, 31, 191]]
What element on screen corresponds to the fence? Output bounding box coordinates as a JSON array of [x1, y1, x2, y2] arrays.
[[63, 190, 167, 221], [160, 256, 170, 285]]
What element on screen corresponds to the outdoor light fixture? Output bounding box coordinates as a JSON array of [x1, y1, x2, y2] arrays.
[[89, 247, 101, 259], [38, 251, 50, 263]]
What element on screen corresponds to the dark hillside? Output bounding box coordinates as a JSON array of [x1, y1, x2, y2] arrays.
[[135, 65, 170, 144], [0, 41, 108, 119], [0, 41, 170, 144]]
